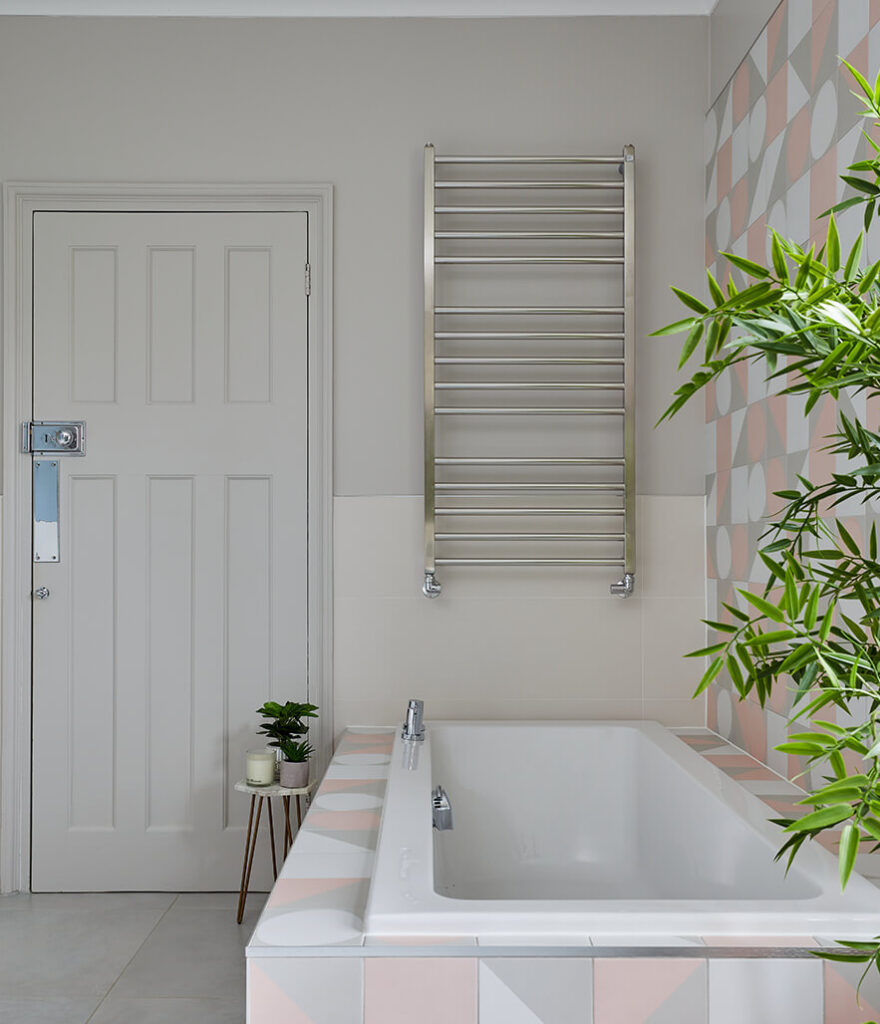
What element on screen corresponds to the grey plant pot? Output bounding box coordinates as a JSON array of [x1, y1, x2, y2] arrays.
[[280, 759, 309, 789]]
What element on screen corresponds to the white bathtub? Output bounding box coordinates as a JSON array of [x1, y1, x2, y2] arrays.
[[364, 721, 880, 940]]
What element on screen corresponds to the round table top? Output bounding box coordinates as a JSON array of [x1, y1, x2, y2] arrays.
[[234, 778, 316, 797]]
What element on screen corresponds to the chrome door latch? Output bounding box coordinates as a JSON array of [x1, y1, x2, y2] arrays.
[[22, 421, 86, 456]]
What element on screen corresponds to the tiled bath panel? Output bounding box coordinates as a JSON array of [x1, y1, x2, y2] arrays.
[[246, 728, 877, 1023]]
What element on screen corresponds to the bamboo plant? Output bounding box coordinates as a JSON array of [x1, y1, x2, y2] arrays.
[[657, 62, 880, 995]]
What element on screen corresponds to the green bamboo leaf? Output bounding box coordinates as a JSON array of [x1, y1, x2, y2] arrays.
[[758, 550, 785, 581], [650, 317, 697, 337], [843, 59, 874, 101], [701, 618, 739, 634], [800, 788, 863, 805], [722, 253, 771, 278], [817, 651, 841, 687], [804, 587, 820, 631], [814, 950, 876, 963], [706, 270, 725, 306], [806, 776, 868, 800], [745, 629, 797, 646], [704, 319, 721, 361], [783, 570, 798, 617], [671, 286, 709, 315], [839, 823, 859, 889], [726, 654, 745, 696], [684, 642, 728, 658], [692, 656, 724, 698], [819, 602, 836, 642], [677, 321, 704, 369], [785, 804, 853, 831], [844, 233, 864, 283], [780, 643, 815, 673], [739, 588, 785, 623], [842, 174, 880, 196], [827, 215, 841, 272], [771, 231, 789, 281], [861, 817, 880, 843], [859, 260, 880, 294], [723, 602, 751, 623], [830, 749, 847, 778], [837, 520, 861, 555], [818, 300, 861, 333], [776, 741, 826, 756]]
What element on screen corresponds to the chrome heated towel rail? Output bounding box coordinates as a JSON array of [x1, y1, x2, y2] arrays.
[[423, 145, 636, 599]]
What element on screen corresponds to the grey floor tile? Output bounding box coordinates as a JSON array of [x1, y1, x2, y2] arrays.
[[0, 893, 175, 999], [88, 996, 244, 1024], [172, 892, 267, 911], [0, 995, 101, 1024], [111, 899, 264, 1001]]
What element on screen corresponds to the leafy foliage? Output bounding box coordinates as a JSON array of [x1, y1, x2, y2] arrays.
[[255, 700, 319, 747], [278, 737, 314, 763], [657, 62, 880, 993]]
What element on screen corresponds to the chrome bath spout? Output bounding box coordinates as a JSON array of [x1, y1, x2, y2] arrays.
[[402, 699, 425, 742]]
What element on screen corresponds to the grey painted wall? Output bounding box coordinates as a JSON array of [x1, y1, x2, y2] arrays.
[[710, 0, 780, 106], [0, 14, 708, 498]]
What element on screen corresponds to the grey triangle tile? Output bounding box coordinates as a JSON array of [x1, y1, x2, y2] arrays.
[[645, 966, 708, 1024]]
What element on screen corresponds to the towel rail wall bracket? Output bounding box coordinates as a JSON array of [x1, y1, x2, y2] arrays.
[[422, 144, 636, 599]]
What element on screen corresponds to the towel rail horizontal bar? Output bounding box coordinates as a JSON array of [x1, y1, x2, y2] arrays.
[[435, 231, 624, 240], [435, 357, 625, 365], [437, 332, 623, 340], [434, 507, 625, 515], [435, 533, 626, 541], [434, 457, 625, 465], [435, 558, 626, 566], [435, 382, 625, 390], [435, 407, 625, 415], [435, 306, 624, 314], [436, 256, 624, 265], [435, 181, 624, 189], [436, 205, 624, 214], [435, 482, 626, 491], [435, 155, 622, 164]]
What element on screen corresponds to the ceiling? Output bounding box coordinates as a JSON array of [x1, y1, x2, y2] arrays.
[[0, 0, 719, 15]]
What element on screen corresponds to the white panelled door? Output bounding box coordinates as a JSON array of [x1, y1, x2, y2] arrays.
[[30, 212, 309, 891]]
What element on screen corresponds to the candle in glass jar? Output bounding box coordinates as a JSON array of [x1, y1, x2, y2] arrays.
[[246, 749, 275, 786]]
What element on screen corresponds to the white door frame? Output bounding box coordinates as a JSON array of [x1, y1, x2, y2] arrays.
[[0, 183, 334, 893]]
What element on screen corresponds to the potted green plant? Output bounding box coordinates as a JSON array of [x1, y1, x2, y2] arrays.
[[255, 700, 319, 779], [278, 737, 314, 789], [656, 59, 880, 1002]]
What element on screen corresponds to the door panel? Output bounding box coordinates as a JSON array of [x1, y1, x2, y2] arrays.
[[31, 212, 309, 891]]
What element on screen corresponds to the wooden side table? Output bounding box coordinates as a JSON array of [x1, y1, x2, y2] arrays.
[[234, 778, 316, 923]]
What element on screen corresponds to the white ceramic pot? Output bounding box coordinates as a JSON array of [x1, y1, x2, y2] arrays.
[[280, 759, 309, 789]]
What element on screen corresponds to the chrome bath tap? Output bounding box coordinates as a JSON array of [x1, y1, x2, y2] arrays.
[[432, 786, 453, 831], [401, 698, 425, 742]]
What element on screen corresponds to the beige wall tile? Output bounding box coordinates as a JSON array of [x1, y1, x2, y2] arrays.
[[641, 596, 708, 699]]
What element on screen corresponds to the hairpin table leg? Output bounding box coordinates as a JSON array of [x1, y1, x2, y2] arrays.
[[267, 799, 278, 880], [236, 796, 256, 924], [237, 797, 263, 924]]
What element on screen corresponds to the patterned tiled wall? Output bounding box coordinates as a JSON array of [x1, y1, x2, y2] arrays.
[[704, 0, 880, 777]]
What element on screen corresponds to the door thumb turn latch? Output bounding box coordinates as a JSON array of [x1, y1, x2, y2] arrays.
[[22, 421, 86, 456], [33, 587, 50, 600], [23, 421, 87, 566]]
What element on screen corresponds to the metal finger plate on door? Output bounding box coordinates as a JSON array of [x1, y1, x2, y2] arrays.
[[26, 419, 86, 564], [33, 459, 60, 563]]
